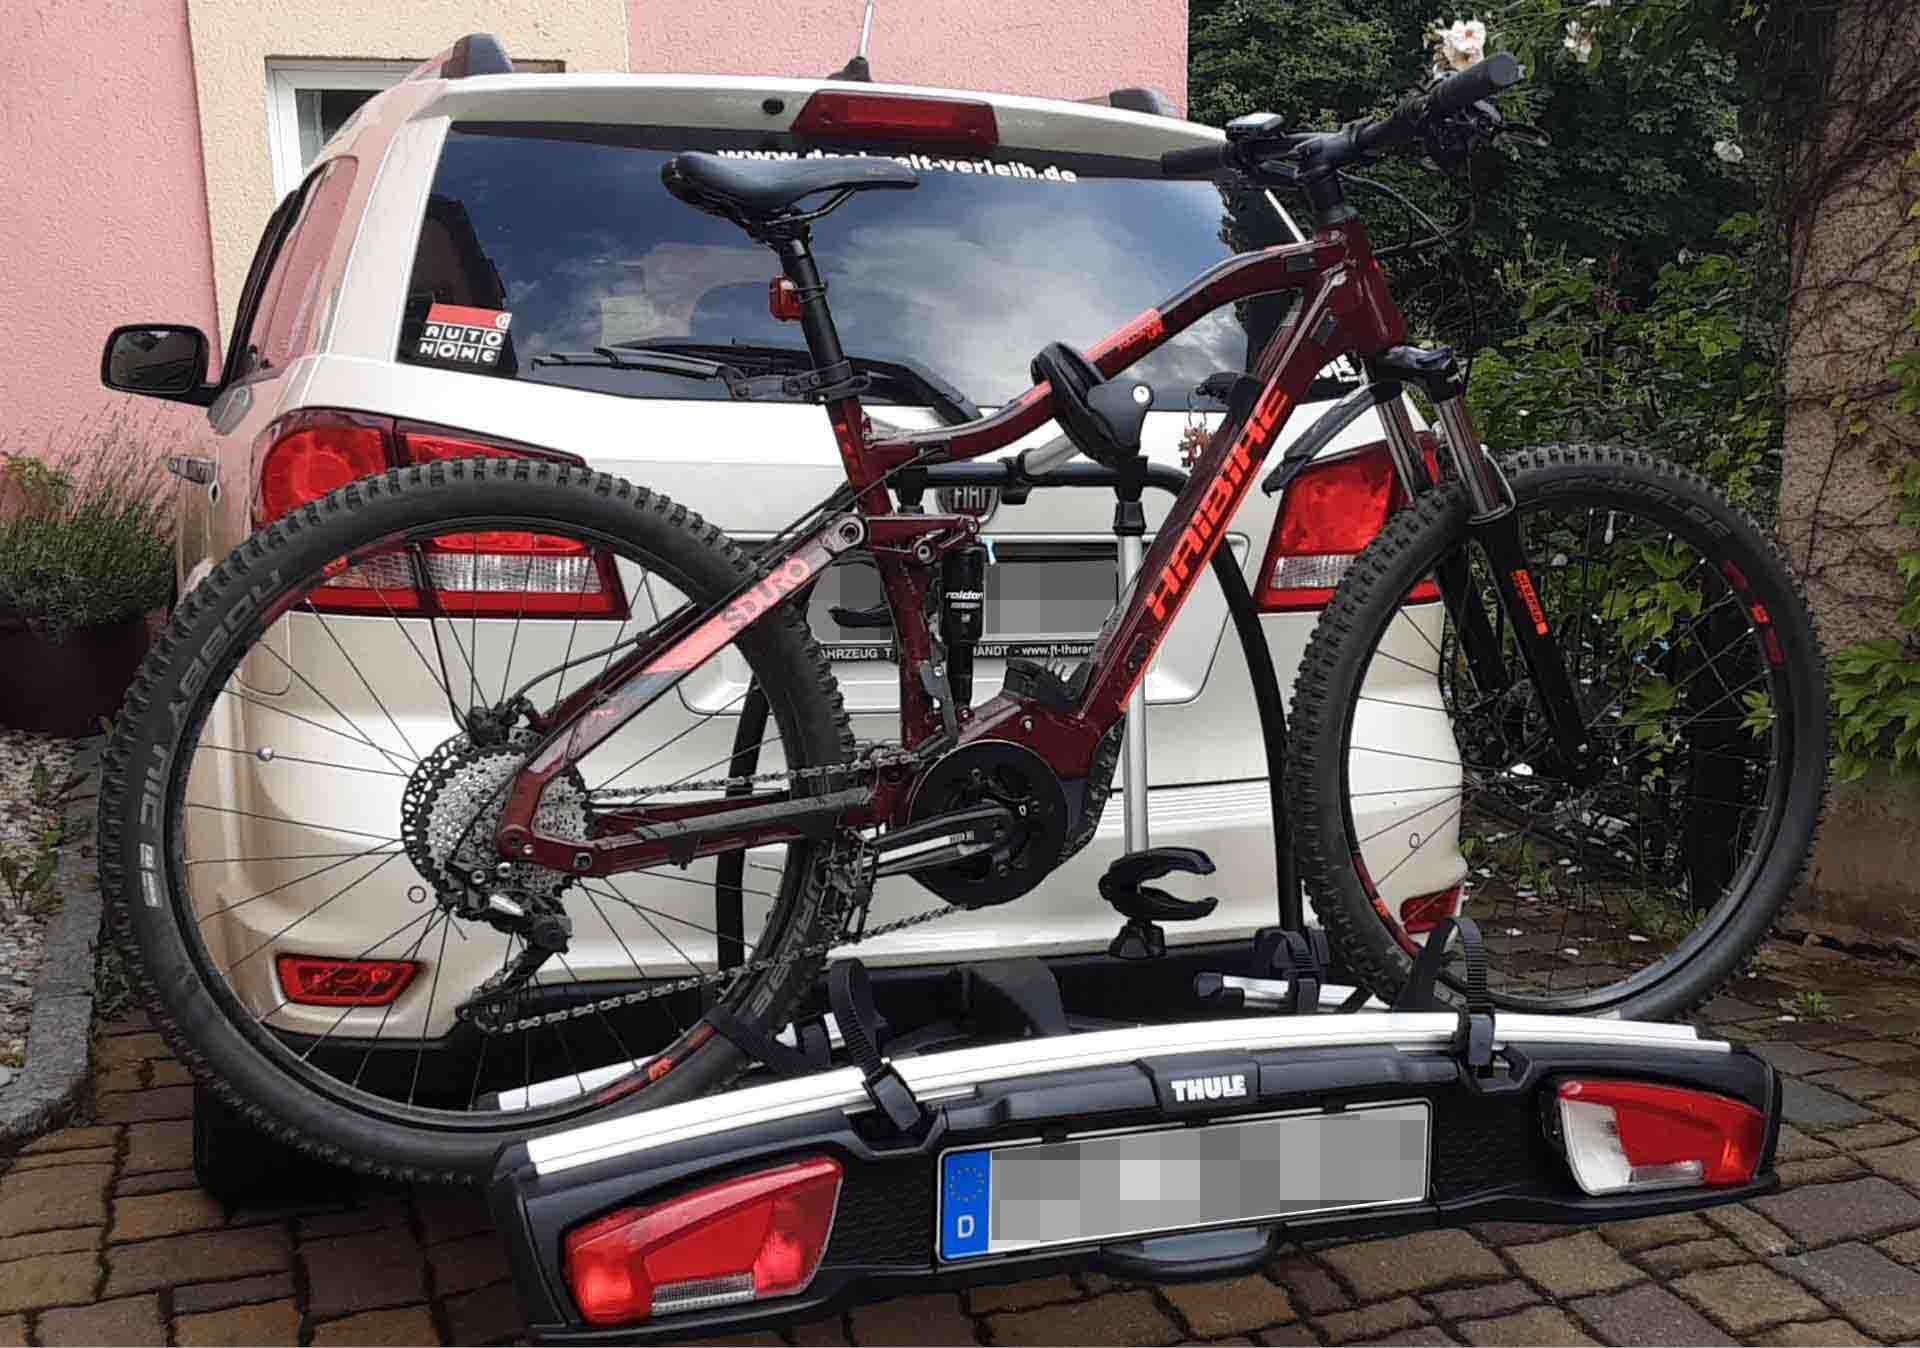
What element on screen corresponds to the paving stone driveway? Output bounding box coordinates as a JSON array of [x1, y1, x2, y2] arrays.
[[5, 943, 1920, 1346]]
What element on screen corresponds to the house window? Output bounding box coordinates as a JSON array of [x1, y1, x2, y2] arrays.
[[264, 60, 415, 198]]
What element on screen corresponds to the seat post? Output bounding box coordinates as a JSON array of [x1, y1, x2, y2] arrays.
[[771, 234, 849, 374]]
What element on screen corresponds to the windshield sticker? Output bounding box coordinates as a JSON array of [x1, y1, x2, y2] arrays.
[[712, 147, 1079, 183], [417, 305, 515, 370]]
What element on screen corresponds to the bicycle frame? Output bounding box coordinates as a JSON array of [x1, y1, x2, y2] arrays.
[[493, 212, 1502, 879]]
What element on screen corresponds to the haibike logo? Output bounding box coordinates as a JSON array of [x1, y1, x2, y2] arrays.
[[1169, 1072, 1248, 1103], [1147, 384, 1288, 622]]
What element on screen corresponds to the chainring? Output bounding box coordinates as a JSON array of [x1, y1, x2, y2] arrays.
[[906, 740, 1068, 906]]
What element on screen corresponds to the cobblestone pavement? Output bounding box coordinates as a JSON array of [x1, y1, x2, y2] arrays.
[[4, 943, 1920, 1345]]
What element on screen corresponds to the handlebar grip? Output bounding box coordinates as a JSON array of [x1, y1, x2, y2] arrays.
[[1160, 143, 1227, 177], [1428, 51, 1523, 117]]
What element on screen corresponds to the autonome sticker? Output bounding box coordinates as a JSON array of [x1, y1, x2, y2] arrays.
[[417, 304, 514, 369]]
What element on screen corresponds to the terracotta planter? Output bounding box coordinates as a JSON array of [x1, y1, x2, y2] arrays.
[[0, 610, 149, 737]]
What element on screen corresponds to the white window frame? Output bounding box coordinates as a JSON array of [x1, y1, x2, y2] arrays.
[[264, 59, 415, 198]]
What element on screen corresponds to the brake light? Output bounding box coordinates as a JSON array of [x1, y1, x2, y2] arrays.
[[1259, 442, 1440, 612], [566, 1156, 842, 1326], [792, 90, 999, 149], [1399, 885, 1461, 935], [1556, 1079, 1767, 1195], [276, 955, 418, 1007], [769, 278, 803, 323], [251, 411, 625, 619], [258, 416, 389, 524]]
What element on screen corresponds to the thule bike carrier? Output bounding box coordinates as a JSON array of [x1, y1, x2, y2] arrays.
[[487, 461, 1785, 1344]]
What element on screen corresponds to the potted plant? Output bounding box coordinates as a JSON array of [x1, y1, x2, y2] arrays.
[[0, 421, 174, 737]]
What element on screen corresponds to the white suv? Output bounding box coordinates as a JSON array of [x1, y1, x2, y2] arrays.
[[143, 42, 1463, 1068]]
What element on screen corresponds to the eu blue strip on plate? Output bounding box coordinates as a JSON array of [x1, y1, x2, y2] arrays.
[[941, 1149, 991, 1259]]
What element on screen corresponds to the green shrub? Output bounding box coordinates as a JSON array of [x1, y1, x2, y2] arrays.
[[1465, 214, 1782, 516], [0, 417, 175, 641]]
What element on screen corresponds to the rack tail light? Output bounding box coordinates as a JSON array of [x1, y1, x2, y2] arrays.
[[1555, 1079, 1767, 1195], [253, 412, 625, 619], [565, 1156, 842, 1326], [1259, 441, 1441, 612], [791, 90, 999, 149]]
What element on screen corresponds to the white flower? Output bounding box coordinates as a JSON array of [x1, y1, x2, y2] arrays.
[[1563, 19, 1594, 62], [1714, 139, 1746, 164], [1429, 17, 1489, 74], [1436, 18, 1488, 72]]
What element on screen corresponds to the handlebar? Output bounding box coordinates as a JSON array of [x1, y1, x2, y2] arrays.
[[1159, 52, 1523, 179]]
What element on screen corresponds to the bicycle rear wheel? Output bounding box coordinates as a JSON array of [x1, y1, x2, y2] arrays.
[[1289, 445, 1828, 1020], [99, 458, 853, 1183]]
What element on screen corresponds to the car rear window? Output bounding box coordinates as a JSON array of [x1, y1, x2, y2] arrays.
[[398, 124, 1295, 411]]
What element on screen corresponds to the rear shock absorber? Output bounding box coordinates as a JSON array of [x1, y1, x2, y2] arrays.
[[941, 544, 987, 710]]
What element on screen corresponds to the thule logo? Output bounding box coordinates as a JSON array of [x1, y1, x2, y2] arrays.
[[1169, 1072, 1247, 1104]]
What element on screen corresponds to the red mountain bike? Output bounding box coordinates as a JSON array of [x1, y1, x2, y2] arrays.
[[102, 54, 1826, 1181]]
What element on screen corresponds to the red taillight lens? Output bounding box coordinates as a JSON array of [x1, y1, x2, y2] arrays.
[[1259, 442, 1440, 612], [792, 90, 999, 148], [769, 278, 803, 323], [250, 412, 625, 619], [566, 1156, 842, 1326], [1556, 1079, 1767, 1195], [276, 955, 418, 1007], [1399, 885, 1462, 935], [258, 419, 389, 524]]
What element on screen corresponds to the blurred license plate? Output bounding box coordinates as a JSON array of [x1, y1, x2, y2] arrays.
[[937, 1101, 1429, 1260]]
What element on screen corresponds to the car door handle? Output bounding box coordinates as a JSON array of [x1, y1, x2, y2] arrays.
[[165, 455, 216, 486]]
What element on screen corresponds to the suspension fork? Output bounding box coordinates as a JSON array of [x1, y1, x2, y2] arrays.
[[1375, 351, 1588, 767]]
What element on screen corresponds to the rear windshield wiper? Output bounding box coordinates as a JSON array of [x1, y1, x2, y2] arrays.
[[531, 340, 981, 427]]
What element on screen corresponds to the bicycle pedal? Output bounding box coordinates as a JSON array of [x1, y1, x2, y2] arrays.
[[1099, 847, 1218, 923]]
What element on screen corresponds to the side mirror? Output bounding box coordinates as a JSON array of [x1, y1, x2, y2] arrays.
[[101, 325, 214, 405]]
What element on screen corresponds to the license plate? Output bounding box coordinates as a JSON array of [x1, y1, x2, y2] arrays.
[[937, 1101, 1430, 1261]]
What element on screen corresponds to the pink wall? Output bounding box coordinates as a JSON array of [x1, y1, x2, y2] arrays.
[[0, 0, 220, 457], [630, 0, 1189, 110]]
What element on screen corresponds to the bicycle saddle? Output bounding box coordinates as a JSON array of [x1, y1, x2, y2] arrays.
[[662, 152, 918, 223], [1030, 342, 1153, 469]]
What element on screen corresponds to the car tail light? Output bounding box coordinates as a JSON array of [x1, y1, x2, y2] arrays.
[[566, 1156, 842, 1326], [1259, 442, 1441, 612], [252, 411, 625, 619], [276, 955, 418, 1007], [1555, 1079, 1767, 1195], [1399, 885, 1461, 935], [792, 90, 999, 148]]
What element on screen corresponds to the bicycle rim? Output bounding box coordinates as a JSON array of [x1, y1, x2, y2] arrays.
[[1331, 477, 1802, 1012]]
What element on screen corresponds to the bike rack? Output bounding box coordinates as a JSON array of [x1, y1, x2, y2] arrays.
[[710, 456, 1303, 965]]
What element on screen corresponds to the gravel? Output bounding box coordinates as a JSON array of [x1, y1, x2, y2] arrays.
[[0, 728, 82, 1079]]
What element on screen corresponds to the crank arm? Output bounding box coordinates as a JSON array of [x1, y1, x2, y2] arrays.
[[871, 804, 1014, 878]]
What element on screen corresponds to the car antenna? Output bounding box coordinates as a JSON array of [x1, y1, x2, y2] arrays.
[[827, 0, 876, 81]]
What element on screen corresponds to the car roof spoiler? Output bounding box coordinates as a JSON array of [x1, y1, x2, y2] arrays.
[[406, 32, 514, 83]]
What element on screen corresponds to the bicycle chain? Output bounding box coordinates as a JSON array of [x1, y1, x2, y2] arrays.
[[481, 745, 964, 1035]]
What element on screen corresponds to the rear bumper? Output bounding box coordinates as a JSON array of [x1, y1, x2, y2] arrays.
[[488, 1013, 1780, 1343]]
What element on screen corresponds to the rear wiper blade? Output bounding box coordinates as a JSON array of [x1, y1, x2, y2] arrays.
[[529, 346, 747, 383], [610, 339, 982, 427]]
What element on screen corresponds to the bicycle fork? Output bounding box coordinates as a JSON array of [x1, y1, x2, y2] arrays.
[[1378, 373, 1590, 769]]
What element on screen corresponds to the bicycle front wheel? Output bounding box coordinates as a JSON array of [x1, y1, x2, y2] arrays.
[[1289, 445, 1828, 1020], [99, 458, 853, 1183]]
